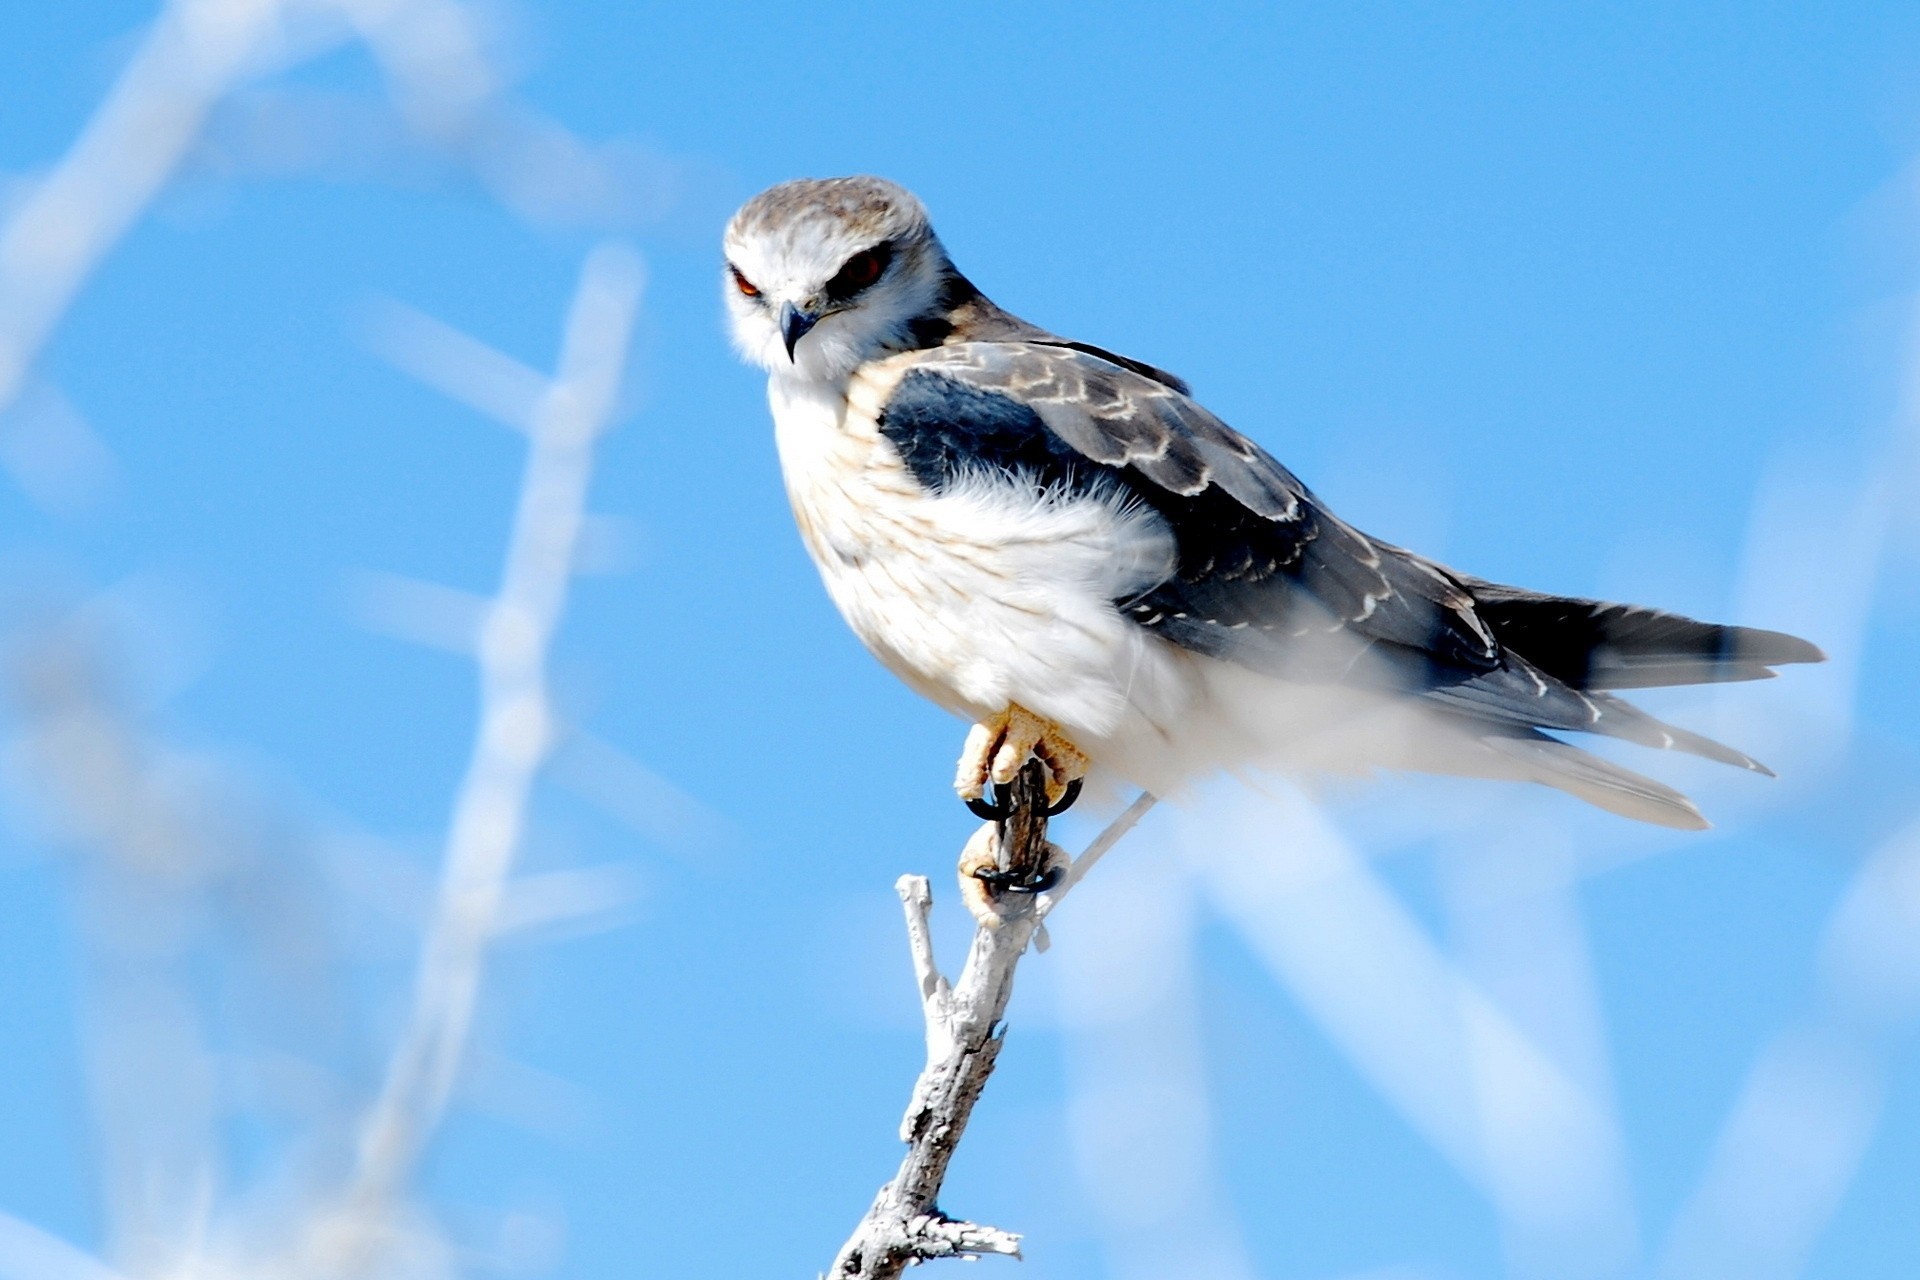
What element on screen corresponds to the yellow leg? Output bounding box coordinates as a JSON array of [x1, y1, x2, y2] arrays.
[[953, 704, 1090, 804]]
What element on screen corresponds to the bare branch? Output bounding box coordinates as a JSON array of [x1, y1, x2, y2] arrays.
[[896, 875, 951, 1025], [829, 774, 1153, 1278]]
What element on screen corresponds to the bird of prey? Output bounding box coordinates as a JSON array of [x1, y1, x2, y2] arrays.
[[724, 175, 1821, 834]]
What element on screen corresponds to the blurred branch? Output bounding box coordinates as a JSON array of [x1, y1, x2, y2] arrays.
[[1656, 810, 1920, 1278], [828, 772, 1154, 1279], [1191, 785, 1636, 1268], [0, 0, 659, 434], [4, 623, 238, 1277], [0, 239, 647, 1279], [1054, 848, 1259, 1280], [345, 242, 642, 1218], [0, 600, 384, 1279], [0, 4, 670, 1276], [0, 0, 304, 419], [0, 1212, 133, 1280], [363, 301, 548, 434]]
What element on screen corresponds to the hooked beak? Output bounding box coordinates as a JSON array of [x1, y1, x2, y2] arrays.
[[779, 301, 820, 360]]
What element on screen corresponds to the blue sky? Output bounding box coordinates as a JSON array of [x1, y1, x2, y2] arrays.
[[1, 4, 1918, 1279]]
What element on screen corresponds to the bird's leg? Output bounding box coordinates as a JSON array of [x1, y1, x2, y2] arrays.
[[958, 758, 1072, 924], [954, 703, 1090, 815]]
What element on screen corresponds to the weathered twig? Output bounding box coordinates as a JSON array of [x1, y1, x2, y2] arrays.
[[828, 768, 1156, 1278]]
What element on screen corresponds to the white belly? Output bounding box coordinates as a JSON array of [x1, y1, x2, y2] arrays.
[[761, 359, 1502, 801], [767, 359, 1196, 747]]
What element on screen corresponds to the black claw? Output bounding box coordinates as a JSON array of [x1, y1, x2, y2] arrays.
[[963, 770, 1076, 896], [1045, 777, 1084, 817], [1024, 862, 1065, 893], [964, 776, 1082, 822], [971, 862, 1063, 895], [965, 791, 1010, 822]]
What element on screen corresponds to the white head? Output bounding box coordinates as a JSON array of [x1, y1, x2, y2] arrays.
[[724, 176, 956, 383]]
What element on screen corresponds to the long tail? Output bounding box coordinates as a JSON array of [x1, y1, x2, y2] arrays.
[[1452, 578, 1824, 826], [1462, 578, 1824, 690], [1480, 731, 1708, 829]]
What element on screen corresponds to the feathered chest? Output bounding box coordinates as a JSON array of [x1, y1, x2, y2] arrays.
[[768, 359, 1170, 594], [767, 362, 932, 575], [763, 358, 1179, 723]]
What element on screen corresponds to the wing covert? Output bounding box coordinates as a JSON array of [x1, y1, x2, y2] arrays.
[[876, 342, 1502, 680]]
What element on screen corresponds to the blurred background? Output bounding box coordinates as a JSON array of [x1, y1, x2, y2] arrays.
[[0, 3, 1917, 1278]]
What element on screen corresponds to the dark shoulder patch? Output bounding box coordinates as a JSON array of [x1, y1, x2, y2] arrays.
[[874, 341, 1503, 684], [878, 367, 1091, 495]]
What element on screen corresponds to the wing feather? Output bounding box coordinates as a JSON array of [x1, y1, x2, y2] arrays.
[[874, 340, 1802, 774], [882, 343, 1499, 666]]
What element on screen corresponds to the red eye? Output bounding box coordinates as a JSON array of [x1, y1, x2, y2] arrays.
[[730, 265, 761, 298], [826, 244, 892, 299], [840, 252, 880, 287]]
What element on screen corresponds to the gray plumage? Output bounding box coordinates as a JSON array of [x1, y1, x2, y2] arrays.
[[877, 341, 1815, 774], [726, 176, 1824, 828]]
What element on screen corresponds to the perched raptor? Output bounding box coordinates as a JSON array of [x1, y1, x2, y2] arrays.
[[724, 176, 1821, 832]]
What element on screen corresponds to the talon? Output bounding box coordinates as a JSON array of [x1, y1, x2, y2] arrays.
[[964, 791, 1010, 822], [973, 866, 1059, 895], [966, 775, 1075, 822], [995, 860, 1065, 894], [953, 703, 1090, 812], [1044, 777, 1084, 817], [958, 825, 1070, 926]]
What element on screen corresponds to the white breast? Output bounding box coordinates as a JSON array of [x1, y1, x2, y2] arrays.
[[766, 355, 1193, 742]]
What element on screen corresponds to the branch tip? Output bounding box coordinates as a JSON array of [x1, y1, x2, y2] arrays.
[[833, 783, 1152, 1276]]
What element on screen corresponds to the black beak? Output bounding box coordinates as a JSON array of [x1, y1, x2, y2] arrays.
[[780, 302, 820, 360]]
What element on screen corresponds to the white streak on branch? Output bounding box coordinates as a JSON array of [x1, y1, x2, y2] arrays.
[[1043, 789, 1158, 911]]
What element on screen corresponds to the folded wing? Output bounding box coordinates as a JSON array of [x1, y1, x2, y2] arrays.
[[877, 341, 1823, 826]]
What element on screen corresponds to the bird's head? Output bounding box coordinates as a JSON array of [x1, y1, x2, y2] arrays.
[[723, 176, 953, 382]]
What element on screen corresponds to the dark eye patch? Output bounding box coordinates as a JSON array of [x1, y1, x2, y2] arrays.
[[825, 242, 893, 301]]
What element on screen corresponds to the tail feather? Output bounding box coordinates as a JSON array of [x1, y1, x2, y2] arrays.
[[1423, 656, 1774, 774], [1481, 731, 1710, 830], [1577, 661, 1784, 690], [1462, 578, 1824, 692], [1585, 691, 1773, 776]]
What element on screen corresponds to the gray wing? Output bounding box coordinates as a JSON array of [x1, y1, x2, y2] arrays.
[[878, 340, 1784, 771], [881, 342, 1499, 668]]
